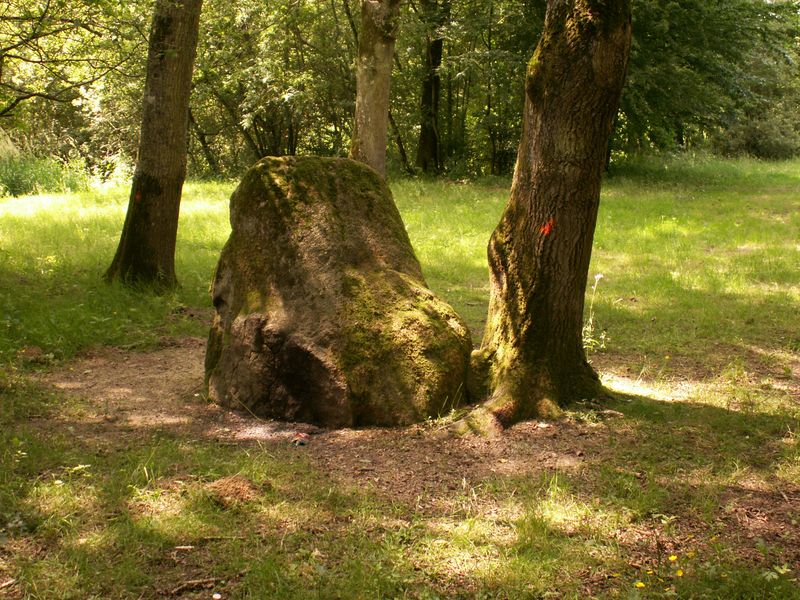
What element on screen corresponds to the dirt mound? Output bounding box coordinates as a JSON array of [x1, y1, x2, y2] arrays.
[[206, 475, 269, 507]]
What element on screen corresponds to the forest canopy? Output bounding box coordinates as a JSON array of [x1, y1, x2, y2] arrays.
[[1, 0, 799, 183]]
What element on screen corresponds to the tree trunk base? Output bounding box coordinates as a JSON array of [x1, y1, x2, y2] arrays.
[[462, 348, 612, 432], [448, 405, 504, 437], [104, 261, 178, 293]]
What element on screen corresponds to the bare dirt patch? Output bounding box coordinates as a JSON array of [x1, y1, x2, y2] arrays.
[[41, 338, 613, 510], [206, 475, 268, 508]]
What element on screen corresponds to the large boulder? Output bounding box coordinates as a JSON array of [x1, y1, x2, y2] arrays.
[[205, 156, 471, 427]]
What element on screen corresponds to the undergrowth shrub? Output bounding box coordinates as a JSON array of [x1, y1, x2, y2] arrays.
[[713, 112, 800, 160], [0, 155, 90, 197]]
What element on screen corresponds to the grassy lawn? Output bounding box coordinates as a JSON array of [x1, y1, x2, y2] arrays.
[[1, 156, 799, 598]]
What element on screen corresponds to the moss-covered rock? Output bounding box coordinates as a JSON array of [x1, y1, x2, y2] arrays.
[[205, 156, 471, 427]]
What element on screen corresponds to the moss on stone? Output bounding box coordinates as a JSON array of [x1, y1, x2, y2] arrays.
[[205, 156, 471, 427]]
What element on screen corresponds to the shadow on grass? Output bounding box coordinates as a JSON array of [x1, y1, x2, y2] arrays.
[[3, 354, 800, 598], [1, 383, 447, 597], [482, 393, 800, 597]]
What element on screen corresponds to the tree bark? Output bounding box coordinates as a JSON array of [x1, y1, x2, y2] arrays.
[[476, 0, 632, 425], [388, 109, 414, 175], [349, 0, 402, 176], [415, 0, 448, 173], [188, 108, 220, 175], [105, 0, 203, 289]]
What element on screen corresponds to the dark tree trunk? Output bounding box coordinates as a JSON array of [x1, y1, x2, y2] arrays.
[[456, 72, 471, 157], [388, 109, 414, 175], [444, 71, 453, 158], [349, 0, 402, 176], [188, 108, 220, 175], [475, 0, 632, 425], [484, 0, 496, 175], [287, 107, 298, 155], [415, 0, 448, 173], [105, 0, 203, 288], [210, 88, 262, 161], [343, 0, 360, 45]]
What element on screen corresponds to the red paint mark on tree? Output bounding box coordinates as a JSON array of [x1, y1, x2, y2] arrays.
[[540, 218, 555, 236]]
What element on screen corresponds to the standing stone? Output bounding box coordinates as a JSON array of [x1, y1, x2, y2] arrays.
[[205, 156, 471, 427]]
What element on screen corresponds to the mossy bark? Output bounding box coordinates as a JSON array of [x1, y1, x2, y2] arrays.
[[477, 0, 632, 426], [105, 0, 202, 289], [349, 0, 402, 176]]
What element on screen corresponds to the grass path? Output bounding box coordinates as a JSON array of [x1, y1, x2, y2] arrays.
[[1, 156, 799, 598]]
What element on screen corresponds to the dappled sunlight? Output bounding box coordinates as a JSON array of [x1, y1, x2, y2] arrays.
[[517, 474, 634, 538], [602, 372, 699, 403], [6, 348, 800, 597], [127, 483, 192, 520], [3, 165, 799, 596], [27, 476, 101, 535], [411, 532, 506, 589]]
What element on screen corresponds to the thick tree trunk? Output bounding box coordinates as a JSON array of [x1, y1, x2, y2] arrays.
[[415, 0, 448, 173], [105, 0, 202, 288], [349, 0, 402, 176], [475, 0, 632, 425]]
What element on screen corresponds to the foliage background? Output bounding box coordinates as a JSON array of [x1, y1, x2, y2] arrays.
[[1, 0, 799, 193]]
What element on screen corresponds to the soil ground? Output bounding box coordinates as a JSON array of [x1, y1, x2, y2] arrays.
[[42, 337, 614, 511]]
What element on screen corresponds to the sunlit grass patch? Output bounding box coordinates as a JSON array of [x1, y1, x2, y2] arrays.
[[0, 182, 232, 362], [393, 178, 506, 337], [591, 159, 799, 376], [627, 549, 800, 600]]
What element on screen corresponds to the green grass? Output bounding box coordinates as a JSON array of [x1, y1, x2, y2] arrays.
[[1, 156, 799, 598], [592, 156, 800, 376], [2, 156, 796, 369], [0, 182, 232, 362]]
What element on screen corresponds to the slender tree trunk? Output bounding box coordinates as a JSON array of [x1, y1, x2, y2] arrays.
[[349, 0, 402, 176], [343, 0, 360, 45], [388, 109, 414, 174], [105, 0, 203, 288], [415, 0, 448, 173], [475, 0, 632, 425], [456, 72, 471, 157], [287, 107, 298, 155], [188, 108, 220, 175]]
